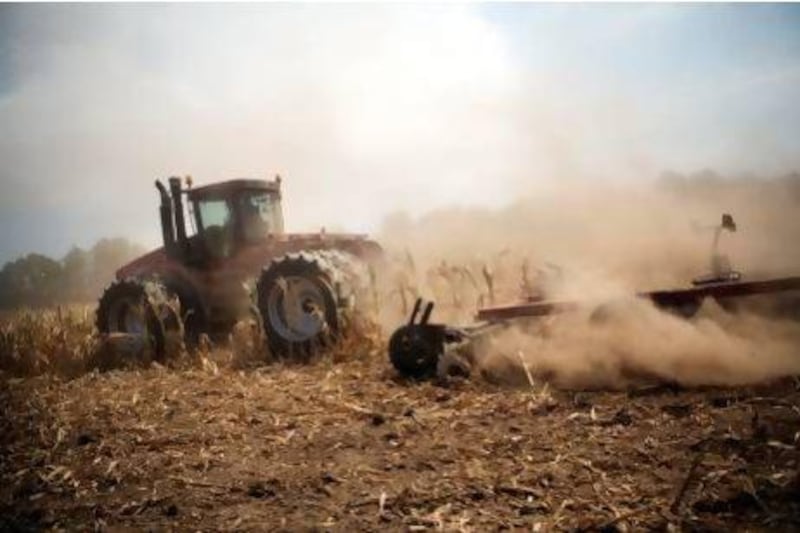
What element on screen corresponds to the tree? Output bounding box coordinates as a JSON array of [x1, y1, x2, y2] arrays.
[[0, 237, 146, 309], [0, 254, 63, 308]]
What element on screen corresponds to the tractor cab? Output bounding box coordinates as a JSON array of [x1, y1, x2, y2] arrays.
[[156, 175, 284, 264]]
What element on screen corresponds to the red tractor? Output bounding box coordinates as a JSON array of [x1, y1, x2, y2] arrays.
[[96, 175, 381, 357]]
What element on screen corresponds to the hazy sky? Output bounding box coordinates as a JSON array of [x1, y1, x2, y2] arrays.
[[1, 3, 799, 263]]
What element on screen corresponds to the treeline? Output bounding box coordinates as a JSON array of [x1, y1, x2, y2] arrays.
[[657, 170, 800, 201], [0, 238, 145, 309]]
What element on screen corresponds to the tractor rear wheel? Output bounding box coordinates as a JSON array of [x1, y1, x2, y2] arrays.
[[96, 279, 169, 359], [256, 251, 363, 359]]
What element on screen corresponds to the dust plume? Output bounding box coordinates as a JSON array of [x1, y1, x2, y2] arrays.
[[377, 172, 800, 388], [477, 299, 800, 389]]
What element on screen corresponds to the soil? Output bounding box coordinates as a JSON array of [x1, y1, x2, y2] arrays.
[[1, 352, 799, 531]]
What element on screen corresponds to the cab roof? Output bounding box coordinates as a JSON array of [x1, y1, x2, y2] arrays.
[[188, 178, 281, 199]]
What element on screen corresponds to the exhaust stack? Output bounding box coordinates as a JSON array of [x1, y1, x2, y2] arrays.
[[155, 180, 177, 256], [168, 176, 190, 255]]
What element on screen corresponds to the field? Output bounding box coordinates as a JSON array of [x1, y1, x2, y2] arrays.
[[1, 307, 799, 531]]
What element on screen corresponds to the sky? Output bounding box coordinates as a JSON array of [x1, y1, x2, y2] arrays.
[[1, 3, 799, 264]]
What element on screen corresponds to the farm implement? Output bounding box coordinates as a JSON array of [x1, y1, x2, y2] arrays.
[[388, 214, 800, 379]]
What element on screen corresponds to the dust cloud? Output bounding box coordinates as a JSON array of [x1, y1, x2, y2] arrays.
[[477, 299, 800, 389], [377, 172, 800, 388]]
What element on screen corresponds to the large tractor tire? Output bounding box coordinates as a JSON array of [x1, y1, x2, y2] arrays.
[[255, 251, 365, 358], [96, 279, 179, 360]]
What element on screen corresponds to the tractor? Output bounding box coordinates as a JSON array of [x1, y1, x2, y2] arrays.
[[96, 175, 382, 358]]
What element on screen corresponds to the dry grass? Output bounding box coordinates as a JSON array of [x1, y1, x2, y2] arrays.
[[0, 303, 386, 381], [0, 306, 97, 378], [1, 347, 798, 531]]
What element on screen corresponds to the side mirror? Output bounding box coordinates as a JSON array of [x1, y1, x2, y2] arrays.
[[721, 213, 736, 232]]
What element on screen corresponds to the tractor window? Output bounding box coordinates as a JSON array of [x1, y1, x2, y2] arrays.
[[197, 199, 234, 259], [240, 191, 282, 242]]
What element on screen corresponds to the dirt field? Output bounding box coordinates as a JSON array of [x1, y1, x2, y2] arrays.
[[2, 346, 799, 532]]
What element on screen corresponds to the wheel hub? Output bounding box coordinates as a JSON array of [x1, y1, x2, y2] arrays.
[[267, 276, 328, 342]]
